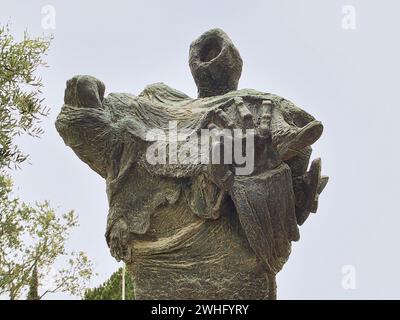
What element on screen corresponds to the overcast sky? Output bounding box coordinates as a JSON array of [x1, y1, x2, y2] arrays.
[[1, 0, 399, 299]]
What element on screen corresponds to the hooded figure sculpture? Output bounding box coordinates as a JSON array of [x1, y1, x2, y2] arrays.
[[56, 29, 328, 299]]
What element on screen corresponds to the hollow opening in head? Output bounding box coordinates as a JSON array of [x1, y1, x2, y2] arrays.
[[199, 37, 223, 62]]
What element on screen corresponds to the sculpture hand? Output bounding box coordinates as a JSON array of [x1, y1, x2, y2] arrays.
[[108, 219, 131, 262], [64, 75, 105, 109], [206, 98, 281, 190]]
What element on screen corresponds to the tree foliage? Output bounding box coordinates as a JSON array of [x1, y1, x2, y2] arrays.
[[0, 24, 95, 299], [0, 24, 50, 169], [0, 175, 95, 299], [84, 267, 134, 300]]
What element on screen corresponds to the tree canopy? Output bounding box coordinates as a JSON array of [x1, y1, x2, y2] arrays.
[[84, 267, 134, 300], [0, 24, 95, 299], [0, 24, 51, 169]]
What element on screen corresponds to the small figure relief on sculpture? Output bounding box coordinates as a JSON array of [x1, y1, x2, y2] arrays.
[[56, 28, 328, 299]]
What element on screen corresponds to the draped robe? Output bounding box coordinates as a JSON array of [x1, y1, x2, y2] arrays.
[[56, 82, 316, 299]]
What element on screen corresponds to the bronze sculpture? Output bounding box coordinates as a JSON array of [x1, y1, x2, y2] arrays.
[[56, 29, 328, 299]]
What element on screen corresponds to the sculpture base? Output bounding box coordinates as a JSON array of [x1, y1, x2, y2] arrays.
[[129, 262, 272, 300]]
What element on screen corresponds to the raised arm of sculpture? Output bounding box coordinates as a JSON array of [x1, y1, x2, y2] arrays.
[[55, 75, 117, 178]]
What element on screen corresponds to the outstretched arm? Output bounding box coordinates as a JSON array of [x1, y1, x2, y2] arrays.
[[55, 75, 118, 178]]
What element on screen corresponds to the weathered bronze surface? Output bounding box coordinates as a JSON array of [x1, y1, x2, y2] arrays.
[[56, 29, 328, 299]]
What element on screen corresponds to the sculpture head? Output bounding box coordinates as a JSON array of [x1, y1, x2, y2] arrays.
[[189, 29, 243, 98]]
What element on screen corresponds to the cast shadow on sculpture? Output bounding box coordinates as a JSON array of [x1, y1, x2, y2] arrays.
[[56, 28, 328, 299]]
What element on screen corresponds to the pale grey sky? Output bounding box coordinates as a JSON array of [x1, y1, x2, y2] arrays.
[[1, 0, 399, 299]]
